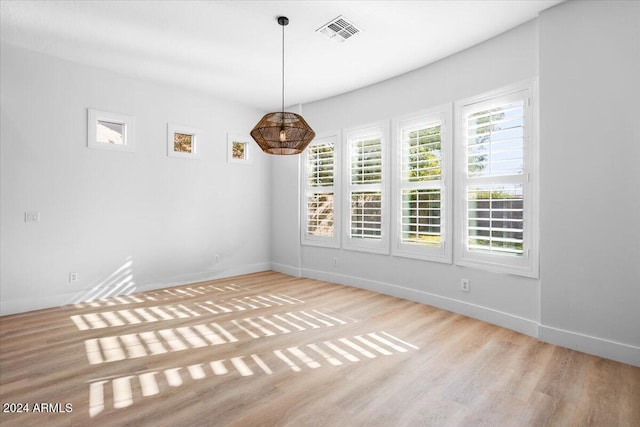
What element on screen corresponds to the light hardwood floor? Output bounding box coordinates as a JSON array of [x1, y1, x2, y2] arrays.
[[1, 271, 638, 426]]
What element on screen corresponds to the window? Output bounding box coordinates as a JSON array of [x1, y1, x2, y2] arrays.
[[232, 142, 246, 160], [301, 132, 340, 247], [88, 109, 134, 152], [227, 134, 252, 164], [392, 105, 452, 262], [343, 122, 389, 253], [168, 123, 201, 159], [455, 81, 538, 277]]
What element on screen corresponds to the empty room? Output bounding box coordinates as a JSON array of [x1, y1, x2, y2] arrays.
[[1, 0, 638, 425]]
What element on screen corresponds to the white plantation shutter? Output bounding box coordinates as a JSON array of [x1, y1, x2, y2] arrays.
[[465, 97, 525, 257], [401, 189, 441, 245], [456, 82, 538, 277], [308, 143, 335, 187], [350, 135, 382, 239], [344, 123, 389, 253], [467, 184, 524, 255], [467, 101, 525, 178], [351, 191, 382, 238], [301, 134, 340, 247], [351, 137, 382, 185], [307, 192, 334, 237], [393, 107, 452, 262], [400, 120, 442, 245]]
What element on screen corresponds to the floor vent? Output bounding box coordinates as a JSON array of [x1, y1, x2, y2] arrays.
[[316, 15, 362, 42]]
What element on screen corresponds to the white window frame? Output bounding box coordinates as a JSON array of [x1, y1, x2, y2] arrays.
[[87, 109, 134, 152], [454, 80, 539, 278], [227, 133, 253, 164], [301, 130, 341, 248], [342, 121, 390, 254], [392, 104, 452, 262]]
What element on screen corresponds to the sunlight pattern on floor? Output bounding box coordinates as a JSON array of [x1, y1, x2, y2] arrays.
[[73, 283, 251, 309], [71, 293, 303, 330], [87, 331, 418, 417], [83, 309, 353, 364]]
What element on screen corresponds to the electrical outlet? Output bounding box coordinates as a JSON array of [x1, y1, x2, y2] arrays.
[[69, 272, 79, 283], [332, 257, 338, 267], [25, 212, 40, 223], [461, 278, 470, 293]]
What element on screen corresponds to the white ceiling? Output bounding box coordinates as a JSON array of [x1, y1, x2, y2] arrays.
[[1, 0, 562, 111]]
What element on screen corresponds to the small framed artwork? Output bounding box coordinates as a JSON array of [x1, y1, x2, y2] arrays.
[[227, 133, 252, 164], [88, 109, 135, 152], [168, 123, 201, 159]]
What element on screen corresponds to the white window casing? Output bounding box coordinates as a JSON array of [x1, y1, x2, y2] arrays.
[[454, 80, 539, 278], [392, 104, 452, 262]]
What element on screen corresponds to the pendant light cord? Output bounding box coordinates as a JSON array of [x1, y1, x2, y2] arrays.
[[281, 20, 285, 115]]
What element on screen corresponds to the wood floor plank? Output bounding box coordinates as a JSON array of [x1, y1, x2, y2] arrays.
[[1, 271, 638, 426]]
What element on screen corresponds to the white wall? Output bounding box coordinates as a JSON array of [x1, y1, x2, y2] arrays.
[[538, 1, 640, 362], [0, 43, 271, 314], [269, 155, 302, 277], [272, 2, 640, 366], [273, 20, 542, 338]]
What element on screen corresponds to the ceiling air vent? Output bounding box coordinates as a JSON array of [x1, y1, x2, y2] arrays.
[[316, 15, 362, 42]]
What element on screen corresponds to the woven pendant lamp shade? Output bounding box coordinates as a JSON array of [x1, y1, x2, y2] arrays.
[[251, 112, 315, 155], [251, 16, 315, 155]]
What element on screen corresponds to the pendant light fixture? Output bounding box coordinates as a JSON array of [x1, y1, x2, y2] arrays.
[[251, 16, 315, 155]]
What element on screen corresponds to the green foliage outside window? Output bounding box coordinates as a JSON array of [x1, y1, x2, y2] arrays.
[[404, 125, 441, 181]]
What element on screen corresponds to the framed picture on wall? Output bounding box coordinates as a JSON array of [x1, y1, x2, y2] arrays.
[[167, 123, 201, 159], [88, 108, 135, 152], [227, 133, 252, 164]]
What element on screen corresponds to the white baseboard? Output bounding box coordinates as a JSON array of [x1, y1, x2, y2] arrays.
[[270, 262, 301, 278], [0, 262, 272, 316], [302, 268, 539, 338], [539, 325, 640, 367], [135, 262, 272, 294], [302, 268, 640, 367], [1, 293, 74, 316]]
